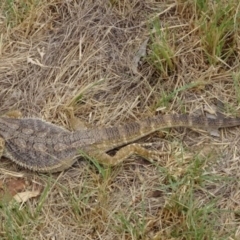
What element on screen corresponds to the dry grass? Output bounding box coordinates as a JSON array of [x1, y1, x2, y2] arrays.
[[0, 0, 240, 239]]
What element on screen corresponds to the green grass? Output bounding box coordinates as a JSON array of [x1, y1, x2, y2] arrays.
[[148, 19, 176, 77], [155, 152, 233, 239], [114, 209, 147, 239], [199, 2, 238, 65], [2, 0, 39, 27], [155, 81, 206, 109], [152, 0, 239, 67], [0, 197, 36, 239]]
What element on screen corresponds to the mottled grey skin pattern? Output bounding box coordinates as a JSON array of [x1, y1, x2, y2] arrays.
[[0, 114, 240, 172]]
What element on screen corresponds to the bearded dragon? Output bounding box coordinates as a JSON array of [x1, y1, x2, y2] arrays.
[[0, 112, 239, 172]]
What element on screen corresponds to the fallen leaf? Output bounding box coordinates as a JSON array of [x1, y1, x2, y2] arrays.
[[13, 190, 40, 204]]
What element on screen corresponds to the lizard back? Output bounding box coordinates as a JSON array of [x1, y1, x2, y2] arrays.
[[0, 117, 85, 172]]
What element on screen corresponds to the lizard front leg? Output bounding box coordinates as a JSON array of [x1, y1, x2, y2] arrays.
[[87, 143, 168, 166]]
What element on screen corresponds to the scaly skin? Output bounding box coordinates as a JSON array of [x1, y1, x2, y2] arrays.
[[0, 114, 240, 172]]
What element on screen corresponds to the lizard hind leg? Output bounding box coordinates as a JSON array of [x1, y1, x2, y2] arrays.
[[89, 143, 169, 166]]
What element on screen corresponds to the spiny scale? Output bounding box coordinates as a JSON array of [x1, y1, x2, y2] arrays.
[[0, 114, 240, 172]]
